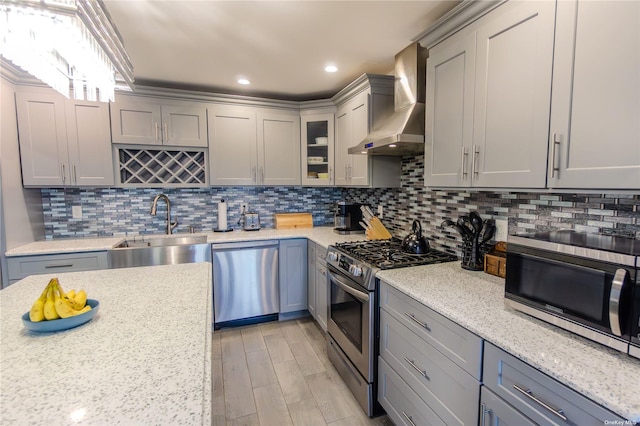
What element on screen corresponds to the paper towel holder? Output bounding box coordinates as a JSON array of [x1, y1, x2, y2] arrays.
[[214, 199, 234, 232]]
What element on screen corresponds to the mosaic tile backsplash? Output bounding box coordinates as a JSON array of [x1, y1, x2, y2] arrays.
[[42, 154, 639, 258]]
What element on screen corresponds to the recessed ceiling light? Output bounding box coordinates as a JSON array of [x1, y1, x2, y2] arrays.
[[324, 65, 338, 73], [238, 78, 250, 85]]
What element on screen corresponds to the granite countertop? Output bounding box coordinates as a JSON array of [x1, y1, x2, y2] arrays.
[[377, 263, 640, 422], [4, 227, 366, 257], [0, 263, 212, 425]]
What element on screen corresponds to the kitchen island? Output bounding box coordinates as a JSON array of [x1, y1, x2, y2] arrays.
[[378, 262, 640, 422], [0, 262, 212, 425]]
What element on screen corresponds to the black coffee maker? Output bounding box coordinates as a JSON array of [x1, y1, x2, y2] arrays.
[[334, 202, 366, 235]]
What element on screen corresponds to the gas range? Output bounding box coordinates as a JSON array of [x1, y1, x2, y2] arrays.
[[326, 238, 458, 291]]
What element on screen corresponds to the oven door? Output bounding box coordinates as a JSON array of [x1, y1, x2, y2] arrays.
[[327, 268, 375, 381]]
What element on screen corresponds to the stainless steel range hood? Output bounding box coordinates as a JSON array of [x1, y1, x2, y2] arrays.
[[349, 43, 427, 156]]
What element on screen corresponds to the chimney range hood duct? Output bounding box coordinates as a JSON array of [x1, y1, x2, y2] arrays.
[[349, 43, 427, 156]]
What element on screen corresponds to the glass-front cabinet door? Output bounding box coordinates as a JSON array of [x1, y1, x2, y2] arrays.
[[301, 113, 334, 186]]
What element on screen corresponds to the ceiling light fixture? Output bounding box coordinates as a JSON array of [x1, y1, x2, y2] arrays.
[[324, 65, 338, 73], [237, 78, 250, 85], [0, 0, 134, 102]]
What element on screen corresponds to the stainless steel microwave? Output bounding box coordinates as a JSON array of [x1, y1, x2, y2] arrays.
[[505, 231, 639, 356]]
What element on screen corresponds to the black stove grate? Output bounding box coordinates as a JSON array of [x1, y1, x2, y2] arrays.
[[334, 238, 458, 269]]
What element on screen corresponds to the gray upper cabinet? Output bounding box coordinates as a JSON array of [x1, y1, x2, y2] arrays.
[[333, 75, 400, 188], [548, 0, 640, 189], [208, 106, 300, 186], [16, 87, 114, 187], [110, 95, 208, 147], [257, 112, 301, 186], [424, 0, 555, 189]]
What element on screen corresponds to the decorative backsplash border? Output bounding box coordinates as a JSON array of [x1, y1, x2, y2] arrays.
[[41, 154, 639, 260]]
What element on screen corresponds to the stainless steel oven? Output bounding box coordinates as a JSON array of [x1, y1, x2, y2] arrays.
[[328, 267, 375, 369], [326, 239, 458, 417]]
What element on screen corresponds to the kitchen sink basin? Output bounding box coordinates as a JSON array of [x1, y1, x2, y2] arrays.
[[109, 235, 210, 268], [113, 235, 208, 248]]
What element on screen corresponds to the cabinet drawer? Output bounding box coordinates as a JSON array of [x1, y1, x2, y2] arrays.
[[483, 343, 625, 425], [378, 357, 446, 426], [480, 386, 536, 426], [380, 309, 479, 425], [380, 281, 483, 379], [6, 252, 108, 281]]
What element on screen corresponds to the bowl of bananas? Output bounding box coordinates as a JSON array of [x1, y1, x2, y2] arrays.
[[22, 278, 99, 333]]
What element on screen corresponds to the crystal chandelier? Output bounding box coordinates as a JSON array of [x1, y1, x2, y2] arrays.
[[0, 0, 134, 102]]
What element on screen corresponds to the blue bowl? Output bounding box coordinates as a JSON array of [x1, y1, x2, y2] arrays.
[[22, 299, 100, 333]]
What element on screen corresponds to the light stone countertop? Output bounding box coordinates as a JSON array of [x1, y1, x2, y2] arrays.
[[377, 262, 640, 422], [0, 263, 212, 425], [4, 227, 366, 257]]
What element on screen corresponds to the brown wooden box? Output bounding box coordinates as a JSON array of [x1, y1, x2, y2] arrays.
[[484, 242, 507, 278]]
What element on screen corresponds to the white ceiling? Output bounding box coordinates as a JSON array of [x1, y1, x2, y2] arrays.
[[103, 0, 458, 100]]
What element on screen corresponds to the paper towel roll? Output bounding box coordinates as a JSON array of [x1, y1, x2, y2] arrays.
[[218, 199, 227, 230]]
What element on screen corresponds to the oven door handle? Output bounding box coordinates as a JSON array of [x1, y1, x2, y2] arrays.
[[609, 268, 628, 337], [328, 271, 370, 302]]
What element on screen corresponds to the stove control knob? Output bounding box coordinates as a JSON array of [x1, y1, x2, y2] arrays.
[[349, 265, 363, 277], [327, 252, 338, 262]]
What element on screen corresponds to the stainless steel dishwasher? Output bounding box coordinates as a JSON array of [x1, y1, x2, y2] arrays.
[[212, 240, 279, 328]]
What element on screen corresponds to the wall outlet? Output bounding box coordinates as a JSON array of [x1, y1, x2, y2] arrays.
[[377, 204, 384, 219], [495, 219, 508, 242], [72, 206, 83, 219], [240, 202, 247, 214]]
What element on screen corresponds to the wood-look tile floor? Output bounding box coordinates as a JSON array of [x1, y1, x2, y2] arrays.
[[211, 317, 394, 426]]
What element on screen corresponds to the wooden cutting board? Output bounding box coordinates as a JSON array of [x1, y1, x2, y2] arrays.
[[274, 213, 313, 229]]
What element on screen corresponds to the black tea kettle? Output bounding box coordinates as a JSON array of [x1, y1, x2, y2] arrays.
[[401, 220, 430, 254]]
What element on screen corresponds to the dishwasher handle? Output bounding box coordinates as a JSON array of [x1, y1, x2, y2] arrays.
[[212, 240, 279, 251]]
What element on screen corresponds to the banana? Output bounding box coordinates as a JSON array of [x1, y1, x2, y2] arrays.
[[29, 280, 52, 322], [43, 282, 60, 320], [74, 290, 87, 309], [53, 281, 85, 318], [66, 289, 76, 300]]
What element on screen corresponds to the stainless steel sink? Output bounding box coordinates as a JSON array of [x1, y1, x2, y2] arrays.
[[113, 235, 208, 248], [109, 235, 210, 268]]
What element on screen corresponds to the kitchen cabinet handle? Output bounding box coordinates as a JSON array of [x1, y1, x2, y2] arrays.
[[60, 163, 66, 183], [155, 122, 159, 141], [401, 411, 417, 426], [72, 164, 77, 184], [480, 403, 491, 426], [344, 164, 348, 181], [472, 145, 480, 175], [329, 167, 332, 184], [513, 383, 568, 421], [45, 264, 74, 269], [403, 357, 428, 379], [551, 132, 561, 178], [403, 312, 429, 330], [252, 167, 257, 184], [259, 167, 264, 184], [348, 164, 352, 180], [461, 146, 469, 178], [609, 269, 628, 336], [163, 122, 168, 142]]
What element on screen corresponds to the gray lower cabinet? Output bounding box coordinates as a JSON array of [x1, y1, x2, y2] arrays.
[[483, 342, 625, 425], [307, 241, 317, 318], [315, 245, 328, 331], [278, 239, 307, 314], [378, 357, 446, 426], [6, 252, 109, 285], [378, 281, 482, 425], [480, 386, 536, 426]]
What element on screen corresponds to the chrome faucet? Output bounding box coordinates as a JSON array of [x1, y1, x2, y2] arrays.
[[150, 193, 178, 234]]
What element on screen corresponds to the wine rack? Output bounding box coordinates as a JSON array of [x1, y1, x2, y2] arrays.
[[117, 148, 207, 187]]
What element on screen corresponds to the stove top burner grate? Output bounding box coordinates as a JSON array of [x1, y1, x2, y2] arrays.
[[334, 238, 458, 269]]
